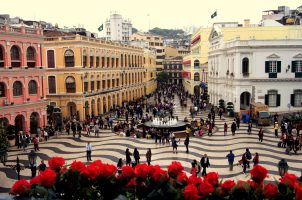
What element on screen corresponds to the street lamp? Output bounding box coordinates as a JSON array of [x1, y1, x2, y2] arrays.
[[28, 150, 37, 178], [83, 103, 90, 121]]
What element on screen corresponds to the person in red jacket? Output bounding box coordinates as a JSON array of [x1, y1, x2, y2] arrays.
[[33, 135, 39, 151]]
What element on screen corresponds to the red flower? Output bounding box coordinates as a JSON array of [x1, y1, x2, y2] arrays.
[[70, 160, 86, 172], [151, 167, 168, 182], [295, 183, 302, 200], [221, 180, 235, 191], [134, 164, 150, 179], [250, 165, 268, 183], [40, 169, 57, 188], [263, 183, 278, 198], [81, 164, 100, 180], [99, 164, 117, 179], [183, 184, 201, 200], [198, 180, 215, 197], [119, 166, 134, 180], [250, 180, 264, 189], [176, 172, 188, 184], [10, 179, 30, 196], [168, 161, 184, 178], [91, 160, 103, 168], [126, 178, 137, 188], [48, 156, 65, 171], [204, 172, 219, 186], [30, 176, 41, 186], [280, 172, 297, 189], [188, 176, 202, 185]]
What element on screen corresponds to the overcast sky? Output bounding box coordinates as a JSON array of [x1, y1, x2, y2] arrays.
[[1, 0, 301, 34]]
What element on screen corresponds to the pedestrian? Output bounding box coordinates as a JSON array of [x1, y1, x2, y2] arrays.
[[146, 148, 152, 166], [125, 148, 132, 166], [133, 148, 140, 165], [190, 162, 197, 177], [117, 158, 123, 175], [252, 152, 259, 166], [224, 123, 228, 136], [71, 122, 76, 138], [193, 159, 201, 176], [171, 136, 180, 153], [33, 136, 39, 151], [94, 124, 99, 136], [236, 116, 240, 129], [38, 160, 46, 174], [277, 158, 288, 177], [184, 133, 189, 153], [242, 152, 248, 174], [77, 123, 82, 138], [16, 132, 22, 149], [226, 150, 235, 171], [219, 109, 223, 120], [245, 148, 252, 168], [258, 128, 264, 142], [231, 122, 237, 136], [247, 121, 252, 135], [86, 141, 92, 161], [274, 122, 279, 137], [200, 154, 210, 176], [44, 129, 48, 141], [30, 161, 37, 178]]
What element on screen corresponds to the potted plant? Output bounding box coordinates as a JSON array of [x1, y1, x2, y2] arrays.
[[6, 125, 15, 146], [226, 102, 235, 117], [218, 99, 225, 112]]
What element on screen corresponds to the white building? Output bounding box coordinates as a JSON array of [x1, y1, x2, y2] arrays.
[[105, 12, 132, 43], [208, 36, 302, 113]]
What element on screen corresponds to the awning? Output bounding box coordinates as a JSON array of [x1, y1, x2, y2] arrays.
[[183, 60, 191, 65], [191, 35, 201, 45]]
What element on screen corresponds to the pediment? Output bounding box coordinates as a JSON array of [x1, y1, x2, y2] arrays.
[[293, 53, 302, 58], [208, 26, 222, 41], [266, 53, 280, 59]]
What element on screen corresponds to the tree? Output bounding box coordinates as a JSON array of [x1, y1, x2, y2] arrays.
[[0, 126, 9, 151], [156, 72, 169, 83]]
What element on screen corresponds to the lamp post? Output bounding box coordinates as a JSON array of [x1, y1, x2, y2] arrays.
[[28, 150, 37, 178], [83, 103, 89, 121]]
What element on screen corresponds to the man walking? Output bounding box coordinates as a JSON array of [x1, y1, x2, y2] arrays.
[[184, 134, 189, 153], [231, 121, 237, 136], [274, 122, 279, 138], [200, 154, 210, 176], [86, 141, 92, 161], [226, 150, 235, 171], [224, 122, 228, 136], [258, 128, 264, 142]]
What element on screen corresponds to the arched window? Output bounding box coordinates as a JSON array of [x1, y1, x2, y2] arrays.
[[83, 50, 87, 67], [194, 72, 200, 81], [0, 82, 5, 97], [90, 50, 94, 67], [194, 60, 200, 68], [65, 76, 76, 93], [0, 45, 4, 68], [13, 81, 23, 96], [27, 47, 36, 68], [11, 45, 21, 67], [242, 57, 249, 76], [64, 50, 75, 67], [28, 80, 38, 95]]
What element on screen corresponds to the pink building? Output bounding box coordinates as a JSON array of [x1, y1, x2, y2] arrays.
[[0, 22, 47, 134]]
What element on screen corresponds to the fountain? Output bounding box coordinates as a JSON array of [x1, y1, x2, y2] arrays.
[[143, 116, 187, 131]]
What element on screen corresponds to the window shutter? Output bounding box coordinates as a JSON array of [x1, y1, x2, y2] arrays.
[[276, 94, 281, 106], [265, 61, 269, 73], [291, 61, 296, 73], [277, 61, 281, 73], [47, 50, 55, 68], [290, 94, 295, 106], [264, 94, 268, 105]]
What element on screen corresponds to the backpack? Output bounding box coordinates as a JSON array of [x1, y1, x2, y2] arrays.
[[246, 151, 252, 160]]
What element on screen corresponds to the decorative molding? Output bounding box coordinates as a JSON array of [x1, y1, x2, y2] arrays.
[[266, 53, 280, 59], [293, 53, 302, 59]]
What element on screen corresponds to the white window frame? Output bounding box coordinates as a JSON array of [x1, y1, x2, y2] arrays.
[[294, 90, 302, 107], [296, 60, 302, 72], [269, 61, 277, 73], [268, 90, 277, 107]]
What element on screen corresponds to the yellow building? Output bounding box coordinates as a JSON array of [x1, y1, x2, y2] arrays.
[[44, 34, 146, 121], [183, 27, 211, 95], [143, 49, 157, 95], [130, 32, 164, 72]]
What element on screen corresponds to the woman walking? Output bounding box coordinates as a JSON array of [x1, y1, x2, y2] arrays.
[[125, 148, 132, 166], [252, 152, 259, 166], [258, 128, 264, 142], [133, 148, 140, 165], [146, 148, 152, 166]]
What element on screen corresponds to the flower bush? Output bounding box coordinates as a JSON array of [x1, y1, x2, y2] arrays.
[[9, 157, 302, 200]]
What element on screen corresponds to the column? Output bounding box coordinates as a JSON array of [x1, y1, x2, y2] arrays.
[[24, 77, 29, 100]]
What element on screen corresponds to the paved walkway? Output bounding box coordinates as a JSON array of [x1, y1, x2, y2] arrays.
[[1, 96, 301, 193]]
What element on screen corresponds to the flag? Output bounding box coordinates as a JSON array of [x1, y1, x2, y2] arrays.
[[211, 11, 217, 19], [98, 24, 103, 32]]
